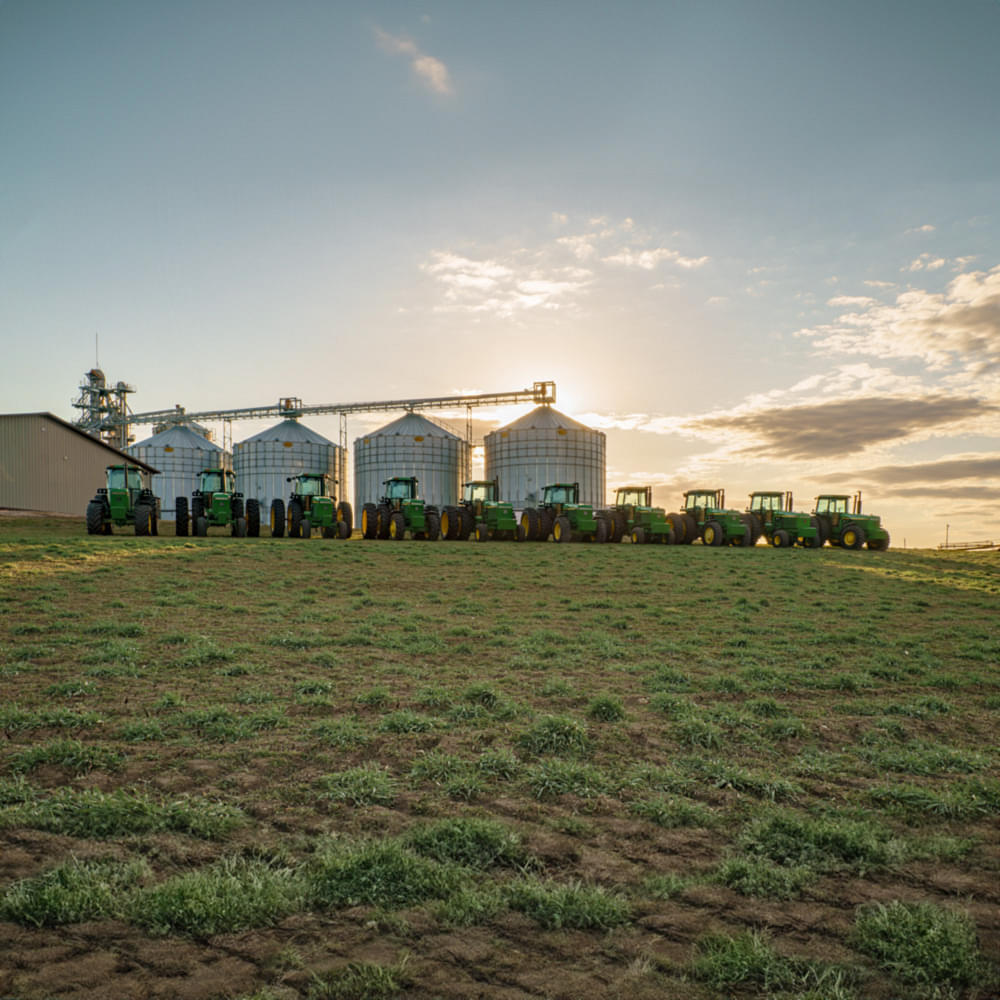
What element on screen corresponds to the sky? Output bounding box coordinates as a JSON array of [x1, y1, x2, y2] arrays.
[[2, 0, 999, 548]]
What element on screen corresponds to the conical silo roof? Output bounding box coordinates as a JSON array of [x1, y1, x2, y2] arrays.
[[368, 411, 462, 439], [240, 418, 334, 446], [131, 424, 223, 451], [498, 405, 591, 433]]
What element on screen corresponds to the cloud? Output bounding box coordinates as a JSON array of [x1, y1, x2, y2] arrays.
[[374, 27, 453, 95], [684, 395, 995, 461], [906, 224, 936, 235], [827, 295, 876, 308], [603, 247, 709, 270], [854, 454, 1000, 486], [801, 264, 1000, 375]]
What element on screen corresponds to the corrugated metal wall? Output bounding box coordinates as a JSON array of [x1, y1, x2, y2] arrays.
[[0, 413, 157, 516]]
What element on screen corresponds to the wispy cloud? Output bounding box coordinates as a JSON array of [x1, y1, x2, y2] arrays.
[[801, 264, 1000, 375], [422, 216, 710, 318], [905, 224, 936, 235], [374, 27, 453, 95]]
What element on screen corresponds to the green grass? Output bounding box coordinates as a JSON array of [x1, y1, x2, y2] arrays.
[[1, 521, 998, 998], [851, 900, 988, 989]]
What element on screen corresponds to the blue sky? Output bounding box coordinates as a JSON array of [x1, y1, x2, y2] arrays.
[[2, 0, 998, 546]]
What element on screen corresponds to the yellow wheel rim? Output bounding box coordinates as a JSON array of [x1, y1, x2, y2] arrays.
[[441, 512, 450, 536], [844, 530, 856, 546], [554, 522, 561, 540]]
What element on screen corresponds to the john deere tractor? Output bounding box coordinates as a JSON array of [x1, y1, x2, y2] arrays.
[[86, 464, 161, 536], [177, 468, 258, 538], [520, 483, 608, 543], [747, 491, 822, 548], [361, 477, 440, 541], [813, 493, 890, 551], [441, 479, 519, 541], [672, 489, 753, 546], [270, 474, 351, 539], [602, 486, 675, 544]]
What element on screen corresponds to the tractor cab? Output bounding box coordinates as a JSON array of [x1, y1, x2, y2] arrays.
[[460, 479, 499, 518], [683, 489, 724, 518], [197, 468, 235, 497], [748, 491, 789, 516], [383, 476, 420, 508], [105, 465, 146, 511], [541, 483, 580, 513], [615, 486, 653, 511], [814, 494, 851, 523], [291, 473, 331, 501]]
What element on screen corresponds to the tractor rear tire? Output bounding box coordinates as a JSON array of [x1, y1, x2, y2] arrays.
[[235, 517, 247, 538], [440, 506, 458, 540], [231, 497, 244, 520], [389, 511, 406, 540], [301, 517, 312, 540], [631, 526, 646, 544], [614, 511, 629, 542], [134, 504, 151, 536], [772, 529, 791, 548], [86, 500, 104, 535], [805, 517, 823, 548], [289, 501, 303, 538], [666, 512, 685, 543], [174, 496, 189, 536], [336, 501, 353, 530], [377, 504, 392, 539], [192, 496, 204, 521], [458, 508, 474, 540], [361, 504, 378, 539], [425, 512, 440, 540], [246, 499, 260, 537], [840, 523, 866, 550], [270, 499, 285, 538], [553, 515, 572, 543], [337, 519, 351, 539], [475, 522, 489, 542], [538, 509, 554, 542], [195, 516, 208, 537], [595, 517, 609, 544], [703, 520, 724, 546], [521, 507, 540, 541]]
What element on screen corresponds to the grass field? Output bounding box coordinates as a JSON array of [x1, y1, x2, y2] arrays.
[[1, 517, 998, 1000]]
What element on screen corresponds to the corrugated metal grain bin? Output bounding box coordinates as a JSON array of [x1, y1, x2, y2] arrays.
[[233, 419, 343, 515], [484, 405, 605, 508], [128, 424, 227, 518], [354, 412, 467, 524]]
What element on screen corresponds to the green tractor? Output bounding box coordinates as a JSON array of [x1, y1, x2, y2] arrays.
[[441, 479, 519, 541], [602, 485, 675, 544], [671, 489, 753, 546], [270, 473, 352, 539], [520, 482, 609, 543], [361, 477, 440, 541], [813, 493, 891, 551], [86, 464, 161, 536], [177, 468, 258, 538], [747, 491, 822, 548]]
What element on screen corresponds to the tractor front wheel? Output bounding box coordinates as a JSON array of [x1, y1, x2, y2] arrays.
[[361, 504, 377, 539], [234, 517, 247, 538], [389, 511, 406, 540], [246, 499, 260, 537], [772, 529, 791, 548], [440, 506, 459, 540], [336, 501, 353, 530], [595, 516, 609, 544], [475, 522, 489, 542], [337, 519, 351, 539], [631, 526, 646, 544], [323, 524, 335, 539], [86, 500, 104, 535], [270, 499, 285, 538], [840, 524, 866, 550], [553, 515, 573, 544], [301, 517, 312, 540], [703, 521, 724, 546], [195, 516, 208, 537]]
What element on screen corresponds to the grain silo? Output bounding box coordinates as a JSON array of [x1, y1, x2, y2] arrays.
[[234, 419, 343, 515], [484, 405, 605, 508], [354, 412, 467, 524], [128, 424, 227, 519]]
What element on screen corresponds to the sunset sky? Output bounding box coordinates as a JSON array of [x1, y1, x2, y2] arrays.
[[2, 1, 998, 547]]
